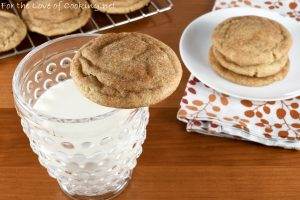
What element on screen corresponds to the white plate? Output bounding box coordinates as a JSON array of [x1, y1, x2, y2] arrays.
[[180, 7, 300, 101]]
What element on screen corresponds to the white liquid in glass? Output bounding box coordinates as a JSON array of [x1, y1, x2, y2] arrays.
[[34, 79, 115, 119], [33, 79, 134, 140], [30, 79, 145, 196]]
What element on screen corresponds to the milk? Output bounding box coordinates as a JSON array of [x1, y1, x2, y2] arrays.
[[33, 79, 115, 119], [29, 79, 147, 196], [33, 79, 134, 140]]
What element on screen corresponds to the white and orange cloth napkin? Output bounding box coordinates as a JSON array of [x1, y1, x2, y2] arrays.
[[177, 0, 300, 149]]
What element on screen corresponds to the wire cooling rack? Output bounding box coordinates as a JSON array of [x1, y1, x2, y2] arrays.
[[0, 0, 173, 60]]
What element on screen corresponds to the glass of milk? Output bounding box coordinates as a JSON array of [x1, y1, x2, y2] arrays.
[[12, 34, 149, 200]]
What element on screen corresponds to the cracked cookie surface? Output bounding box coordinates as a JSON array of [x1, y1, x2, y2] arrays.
[[90, 0, 150, 14], [212, 16, 292, 66], [0, 11, 27, 52], [70, 32, 182, 108], [22, 0, 91, 36], [209, 48, 289, 87]]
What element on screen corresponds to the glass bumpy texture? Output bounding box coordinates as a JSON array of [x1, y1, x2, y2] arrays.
[[19, 108, 148, 198], [13, 34, 150, 200]]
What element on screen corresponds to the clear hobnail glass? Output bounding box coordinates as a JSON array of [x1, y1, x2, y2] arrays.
[[12, 34, 149, 200]]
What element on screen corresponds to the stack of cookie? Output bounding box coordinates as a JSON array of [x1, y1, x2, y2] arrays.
[[210, 16, 292, 87]]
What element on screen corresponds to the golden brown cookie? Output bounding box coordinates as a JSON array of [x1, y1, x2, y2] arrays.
[[212, 16, 292, 66], [213, 47, 288, 77], [90, 0, 150, 14], [209, 48, 289, 87], [70, 32, 182, 108], [0, 11, 27, 52], [22, 0, 91, 36]]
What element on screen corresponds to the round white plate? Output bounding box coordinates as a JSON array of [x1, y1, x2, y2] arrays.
[[180, 7, 300, 101]]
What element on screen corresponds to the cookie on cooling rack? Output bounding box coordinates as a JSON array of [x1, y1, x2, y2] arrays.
[[90, 0, 151, 14], [0, 11, 27, 52], [22, 0, 91, 36]]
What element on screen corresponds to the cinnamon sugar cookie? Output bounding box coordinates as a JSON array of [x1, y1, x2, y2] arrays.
[[0, 11, 27, 52], [213, 47, 288, 77], [70, 32, 182, 108], [212, 16, 292, 66], [90, 0, 150, 14], [22, 0, 91, 36], [209, 48, 289, 87]]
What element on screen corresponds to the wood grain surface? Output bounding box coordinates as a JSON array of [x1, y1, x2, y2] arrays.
[[1, 1, 300, 200]]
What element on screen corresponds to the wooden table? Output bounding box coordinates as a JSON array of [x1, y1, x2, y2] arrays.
[[1, 1, 300, 199]]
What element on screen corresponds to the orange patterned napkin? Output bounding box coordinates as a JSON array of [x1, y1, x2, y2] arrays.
[[178, 0, 300, 149]]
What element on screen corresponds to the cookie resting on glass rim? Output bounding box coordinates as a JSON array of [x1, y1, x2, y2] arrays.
[[70, 32, 182, 108]]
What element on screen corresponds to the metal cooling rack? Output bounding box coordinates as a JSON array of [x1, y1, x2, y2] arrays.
[[0, 0, 173, 60]]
